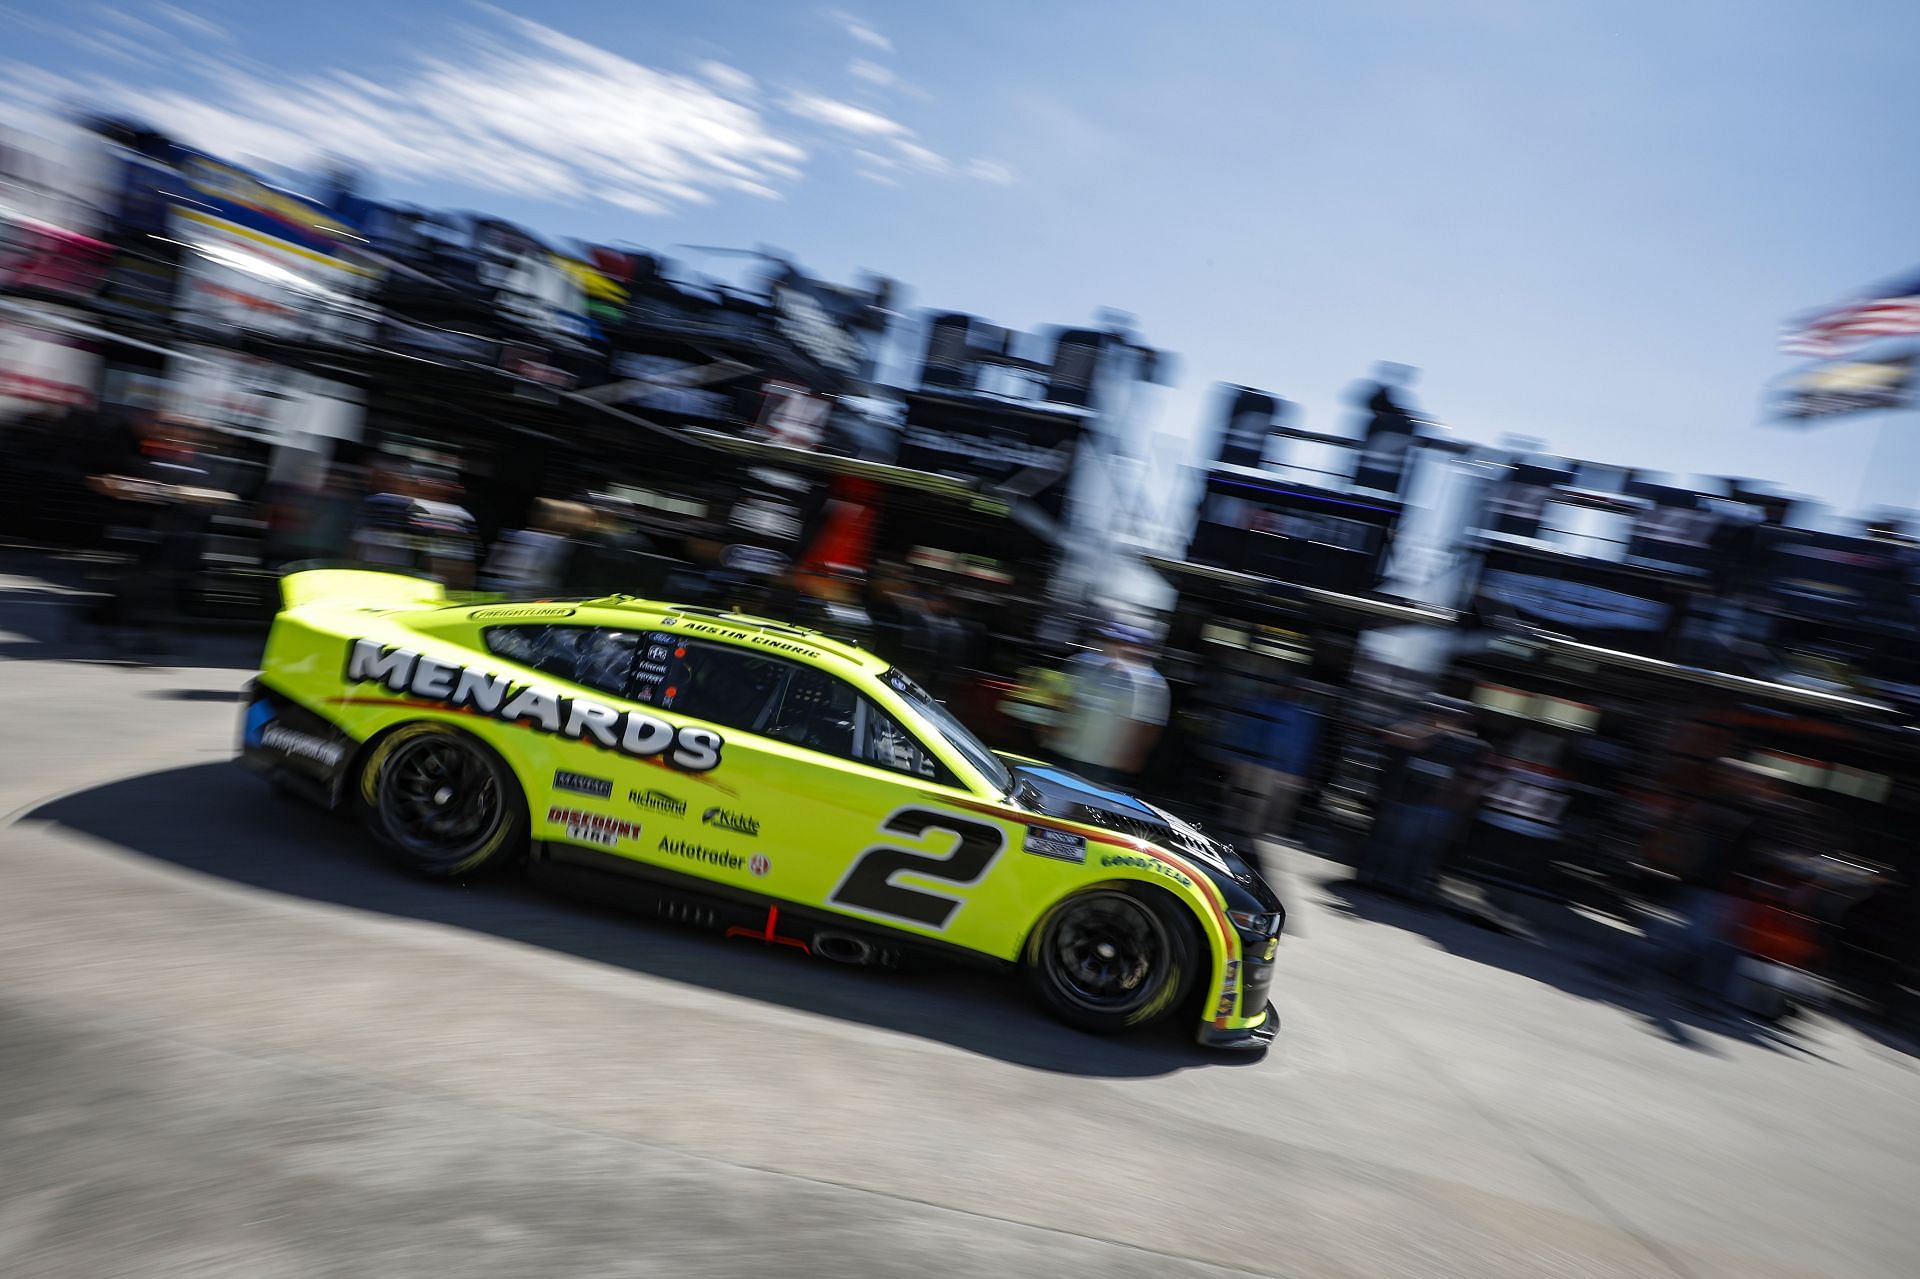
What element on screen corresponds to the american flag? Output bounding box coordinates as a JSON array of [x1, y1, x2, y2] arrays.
[[1784, 274, 1920, 356]]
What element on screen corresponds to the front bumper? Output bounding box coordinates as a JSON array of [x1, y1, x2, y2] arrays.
[[1197, 1001, 1279, 1051]]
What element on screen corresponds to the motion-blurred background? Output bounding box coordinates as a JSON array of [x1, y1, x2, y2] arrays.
[[4, 8, 1920, 1274], [4, 3, 1920, 1022]]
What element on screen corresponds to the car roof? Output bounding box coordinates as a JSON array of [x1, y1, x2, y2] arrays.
[[446, 595, 891, 677]]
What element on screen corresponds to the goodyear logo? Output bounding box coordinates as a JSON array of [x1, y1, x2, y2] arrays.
[[1097, 852, 1193, 889]]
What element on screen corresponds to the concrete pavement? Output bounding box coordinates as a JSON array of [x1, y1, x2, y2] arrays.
[[3, 565, 1917, 1278]]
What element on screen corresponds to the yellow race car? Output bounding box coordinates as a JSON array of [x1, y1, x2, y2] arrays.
[[239, 567, 1283, 1048]]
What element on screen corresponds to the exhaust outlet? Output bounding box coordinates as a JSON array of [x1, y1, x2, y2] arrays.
[[813, 931, 881, 966]]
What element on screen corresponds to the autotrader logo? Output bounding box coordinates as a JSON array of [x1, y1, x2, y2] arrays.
[[702, 806, 760, 837], [659, 837, 744, 871]]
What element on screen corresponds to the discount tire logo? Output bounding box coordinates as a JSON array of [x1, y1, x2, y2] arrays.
[[548, 806, 641, 848]]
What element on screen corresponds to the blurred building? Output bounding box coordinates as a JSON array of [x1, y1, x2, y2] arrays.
[[0, 114, 1169, 645], [1444, 455, 1917, 937], [1139, 381, 1462, 834]]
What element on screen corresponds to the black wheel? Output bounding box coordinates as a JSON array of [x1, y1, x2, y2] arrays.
[[358, 724, 525, 877], [1025, 886, 1200, 1034]]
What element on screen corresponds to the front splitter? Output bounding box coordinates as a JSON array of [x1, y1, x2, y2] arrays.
[[1197, 1002, 1279, 1052]]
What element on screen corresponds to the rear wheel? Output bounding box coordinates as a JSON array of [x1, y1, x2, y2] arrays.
[[1026, 886, 1200, 1034], [359, 724, 525, 877]]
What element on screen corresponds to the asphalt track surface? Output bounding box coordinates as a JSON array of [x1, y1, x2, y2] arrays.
[[3, 566, 1918, 1277]]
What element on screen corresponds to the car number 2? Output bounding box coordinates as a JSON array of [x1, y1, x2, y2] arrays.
[[829, 808, 1007, 930]]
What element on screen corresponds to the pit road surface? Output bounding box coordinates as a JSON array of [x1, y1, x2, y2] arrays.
[[2, 567, 1917, 1278]]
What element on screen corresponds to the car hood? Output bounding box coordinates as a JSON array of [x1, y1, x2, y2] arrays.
[[1009, 763, 1281, 909]]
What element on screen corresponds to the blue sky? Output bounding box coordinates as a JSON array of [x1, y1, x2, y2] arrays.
[[7, 1, 1919, 514]]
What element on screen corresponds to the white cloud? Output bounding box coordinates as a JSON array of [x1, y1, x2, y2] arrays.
[[2, 8, 1010, 212], [151, 4, 232, 42], [888, 138, 948, 175], [965, 157, 1014, 185], [69, 28, 161, 66], [848, 58, 895, 88], [828, 10, 893, 52], [68, 13, 808, 214], [697, 60, 755, 97], [782, 91, 909, 138], [851, 143, 1011, 189]]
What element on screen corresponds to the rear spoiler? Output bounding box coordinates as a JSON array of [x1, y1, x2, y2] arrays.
[[279, 564, 450, 613]]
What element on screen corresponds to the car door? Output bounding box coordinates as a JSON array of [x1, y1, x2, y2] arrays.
[[741, 659, 1034, 957], [473, 622, 699, 853], [613, 637, 1013, 948]]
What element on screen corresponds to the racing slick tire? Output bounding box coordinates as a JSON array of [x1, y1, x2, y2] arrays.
[[358, 723, 526, 878], [1025, 885, 1201, 1034]]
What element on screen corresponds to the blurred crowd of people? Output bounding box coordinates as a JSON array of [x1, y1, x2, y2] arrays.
[[3, 400, 1911, 1029]]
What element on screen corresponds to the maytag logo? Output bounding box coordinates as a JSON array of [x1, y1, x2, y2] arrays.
[[629, 788, 687, 817], [554, 770, 612, 799], [702, 806, 759, 837]]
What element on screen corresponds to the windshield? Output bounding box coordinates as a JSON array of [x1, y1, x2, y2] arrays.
[[883, 669, 1012, 796]]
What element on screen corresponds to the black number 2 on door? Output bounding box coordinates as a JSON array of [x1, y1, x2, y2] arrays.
[[829, 808, 1007, 929]]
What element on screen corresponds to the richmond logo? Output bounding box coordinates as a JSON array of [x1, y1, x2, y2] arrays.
[[702, 806, 759, 837], [629, 788, 687, 817]]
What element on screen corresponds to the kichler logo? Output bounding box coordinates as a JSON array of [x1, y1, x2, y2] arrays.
[[702, 807, 759, 837]]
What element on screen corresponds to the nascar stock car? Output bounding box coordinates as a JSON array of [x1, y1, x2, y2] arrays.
[[239, 567, 1284, 1048]]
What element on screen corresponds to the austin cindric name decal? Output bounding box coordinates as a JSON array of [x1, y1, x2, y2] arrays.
[[344, 638, 723, 772]]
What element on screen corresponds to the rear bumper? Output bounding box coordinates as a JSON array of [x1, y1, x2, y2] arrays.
[[1197, 1002, 1279, 1051], [236, 679, 357, 806]]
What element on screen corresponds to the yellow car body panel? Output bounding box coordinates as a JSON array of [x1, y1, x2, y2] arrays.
[[243, 569, 1281, 1045]]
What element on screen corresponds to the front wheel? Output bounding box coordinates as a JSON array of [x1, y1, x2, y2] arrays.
[[1025, 886, 1200, 1034], [359, 724, 525, 877]]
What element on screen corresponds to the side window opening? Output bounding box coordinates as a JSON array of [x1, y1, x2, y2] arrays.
[[764, 664, 857, 756], [765, 664, 952, 784], [480, 624, 640, 698], [481, 628, 955, 785], [863, 702, 943, 782], [634, 638, 790, 733]]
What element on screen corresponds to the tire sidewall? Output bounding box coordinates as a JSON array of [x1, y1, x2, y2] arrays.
[[1025, 884, 1201, 1034], [359, 723, 525, 877]]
